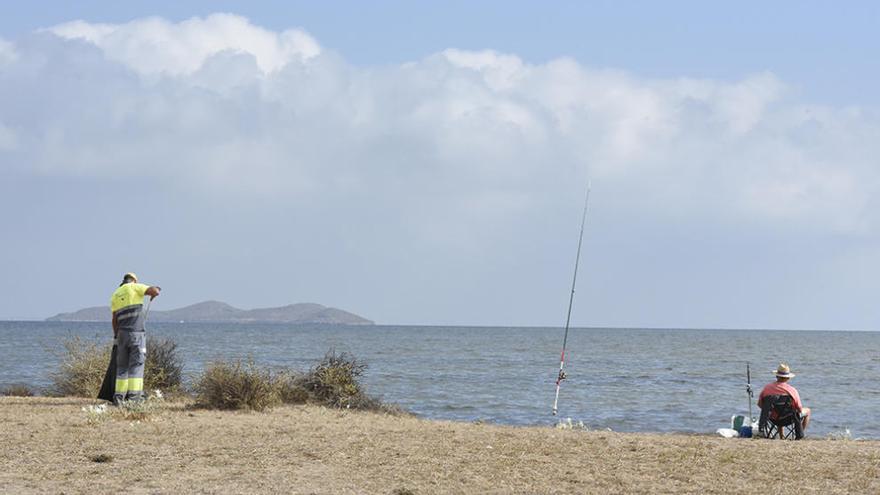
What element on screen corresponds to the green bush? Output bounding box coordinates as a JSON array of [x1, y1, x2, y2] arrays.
[[50, 335, 184, 398], [193, 359, 280, 411], [1, 384, 36, 397]]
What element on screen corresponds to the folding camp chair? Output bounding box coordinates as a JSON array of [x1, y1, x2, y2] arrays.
[[758, 394, 804, 440]]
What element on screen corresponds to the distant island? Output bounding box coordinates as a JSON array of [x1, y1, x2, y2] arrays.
[[46, 301, 373, 325]]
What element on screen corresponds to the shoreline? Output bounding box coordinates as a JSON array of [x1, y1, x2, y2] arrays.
[[2, 397, 878, 494]]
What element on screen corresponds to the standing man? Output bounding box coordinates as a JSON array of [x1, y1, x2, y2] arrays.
[[758, 363, 811, 432], [110, 272, 161, 404]]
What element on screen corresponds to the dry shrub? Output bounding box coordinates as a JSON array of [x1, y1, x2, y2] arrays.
[[145, 337, 184, 392], [2, 384, 35, 397], [49, 336, 109, 397], [297, 350, 386, 411], [192, 352, 401, 414], [193, 359, 280, 411], [275, 370, 309, 404], [50, 335, 184, 398]]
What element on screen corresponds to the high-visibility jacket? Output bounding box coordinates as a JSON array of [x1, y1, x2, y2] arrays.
[[110, 282, 149, 331]]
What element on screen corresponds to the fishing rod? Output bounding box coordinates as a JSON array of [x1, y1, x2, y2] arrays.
[[552, 181, 592, 416], [746, 362, 753, 423]]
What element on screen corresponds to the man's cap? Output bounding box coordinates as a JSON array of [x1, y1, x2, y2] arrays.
[[774, 363, 795, 378], [123, 272, 138, 283]]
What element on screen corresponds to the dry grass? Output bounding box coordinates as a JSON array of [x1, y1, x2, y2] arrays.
[[0, 384, 35, 397], [81, 396, 167, 424], [1, 397, 878, 494]]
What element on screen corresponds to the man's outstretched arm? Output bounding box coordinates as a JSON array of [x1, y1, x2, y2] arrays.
[[146, 286, 161, 300]]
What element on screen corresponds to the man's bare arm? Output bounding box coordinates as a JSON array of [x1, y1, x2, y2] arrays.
[[112, 312, 119, 338], [145, 286, 161, 299]]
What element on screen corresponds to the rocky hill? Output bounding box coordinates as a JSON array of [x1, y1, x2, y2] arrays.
[[46, 300, 373, 325]]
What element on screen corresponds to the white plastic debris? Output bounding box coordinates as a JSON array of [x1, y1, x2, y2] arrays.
[[82, 404, 108, 415], [556, 418, 589, 430], [716, 428, 739, 438]]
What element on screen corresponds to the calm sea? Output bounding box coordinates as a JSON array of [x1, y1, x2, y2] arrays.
[[1, 321, 877, 439]]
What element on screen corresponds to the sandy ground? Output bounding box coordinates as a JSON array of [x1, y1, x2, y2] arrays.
[[1, 397, 878, 494]]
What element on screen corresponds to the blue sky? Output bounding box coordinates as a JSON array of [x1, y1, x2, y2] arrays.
[[0, 2, 878, 329]]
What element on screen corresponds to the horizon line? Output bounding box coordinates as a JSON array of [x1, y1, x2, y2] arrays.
[[1, 318, 876, 333]]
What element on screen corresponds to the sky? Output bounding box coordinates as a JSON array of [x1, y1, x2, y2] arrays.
[[0, 2, 878, 329]]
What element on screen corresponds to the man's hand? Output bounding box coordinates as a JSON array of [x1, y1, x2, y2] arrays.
[[146, 286, 162, 300]]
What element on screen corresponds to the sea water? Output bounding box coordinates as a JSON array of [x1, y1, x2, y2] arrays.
[[1, 321, 877, 439]]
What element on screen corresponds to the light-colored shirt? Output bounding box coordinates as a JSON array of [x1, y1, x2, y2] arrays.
[[759, 381, 803, 412]]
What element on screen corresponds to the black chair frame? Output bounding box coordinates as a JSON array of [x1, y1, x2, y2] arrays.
[[758, 394, 804, 440]]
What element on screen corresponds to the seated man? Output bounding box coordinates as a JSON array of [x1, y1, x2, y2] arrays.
[[758, 363, 811, 432]]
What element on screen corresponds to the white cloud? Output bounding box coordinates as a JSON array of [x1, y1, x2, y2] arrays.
[[0, 15, 876, 238], [666, 72, 785, 135], [442, 49, 526, 91], [3, 14, 880, 328], [0, 122, 16, 150], [47, 13, 320, 75], [0, 37, 17, 65]]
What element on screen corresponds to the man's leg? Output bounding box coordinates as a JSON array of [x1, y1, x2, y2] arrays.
[[801, 407, 811, 430], [125, 332, 146, 401], [113, 331, 131, 405]]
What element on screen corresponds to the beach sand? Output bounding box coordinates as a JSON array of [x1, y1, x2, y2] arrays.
[[1, 397, 877, 494]]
